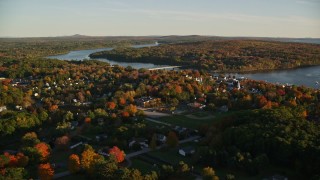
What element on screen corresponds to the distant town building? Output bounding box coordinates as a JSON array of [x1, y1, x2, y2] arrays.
[[0, 106, 7, 112], [135, 97, 161, 108], [187, 102, 206, 109]]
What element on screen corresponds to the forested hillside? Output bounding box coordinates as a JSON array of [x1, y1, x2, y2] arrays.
[[90, 40, 320, 72]]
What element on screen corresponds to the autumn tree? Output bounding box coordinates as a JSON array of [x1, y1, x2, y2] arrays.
[[55, 136, 70, 150], [150, 134, 157, 150], [68, 154, 81, 173], [177, 161, 190, 176], [166, 131, 179, 148], [16, 153, 29, 167], [202, 167, 219, 180], [122, 111, 130, 118], [119, 97, 126, 106], [106, 101, 116, 110], [1, 167, 27, 180], [84, 117, 91, 124], [109, 146, 125, 163], [81, 145, 103, 174], [38, 163, 54, 180], [175, 85, 183, 94], [3, 152, 29, 168], [22, 132, 40, 147], [49, 104, 58, 112], [256, 95, 268, 108], [94, 155, 118, 179], [21, 147, 42, 164], [63, 111, 74, 121], [35, 143, 51, 162], [124, 104, 137, 116], [0, 154, 10, 168]]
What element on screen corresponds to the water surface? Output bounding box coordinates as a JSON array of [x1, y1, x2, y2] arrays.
[[47, 43, 320, 89]]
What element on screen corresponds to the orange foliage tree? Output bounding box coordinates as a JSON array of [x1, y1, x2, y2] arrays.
[[3, 152, 17, 167], [166, 131, 179, 148], [121, 111, 130, 118], [109, 146, 125, 163], [81, 145, 102, 173], [257, 95, 268, 108], [55, 136, 70, 150], [124, 104, 137, 116], [38, 163, 54, 180], [49, 105, 58, 112], [1, 152, 29, 168], [119, 98, 126, 106], [262, 101, 272, 109], [16, 153, 29, 167], [35, 143, 50, 162], [175, 85, 183, 94], [106, 102, 116, 110], [68, 154, 81, 173], [84, 117, 91, 124]]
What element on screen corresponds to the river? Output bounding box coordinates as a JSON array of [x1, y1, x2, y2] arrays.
[[46, 43, 165, 69], [47, 43, 320, 89], [229, 66, 320, 89]]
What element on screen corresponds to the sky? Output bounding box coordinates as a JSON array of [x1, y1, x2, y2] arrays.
[[0, 0, 319, 38]]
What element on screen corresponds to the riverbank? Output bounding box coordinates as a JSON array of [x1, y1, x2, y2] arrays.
[[47, 42, 320, 89]]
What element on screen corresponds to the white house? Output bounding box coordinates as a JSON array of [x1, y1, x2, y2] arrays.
[[179, 146, 195, 156], [0, 106, 7, 112], [156, 134, 167, 143], [129, 138, 149, 149]]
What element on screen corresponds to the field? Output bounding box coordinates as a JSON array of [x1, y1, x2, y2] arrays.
[[157, 111, 233, 129]]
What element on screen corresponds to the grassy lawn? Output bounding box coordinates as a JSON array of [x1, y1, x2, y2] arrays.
[[191, 111, 212, 118], [158, 110, 243, 129], [147, 142, 198, 165], [57, 173, 87, 180], [214, 164, 298, 180], [131, 158, 156, 175], [157, 113, 215, 129]]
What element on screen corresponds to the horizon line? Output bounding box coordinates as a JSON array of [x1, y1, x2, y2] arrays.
[[0, 34, 319, 39]]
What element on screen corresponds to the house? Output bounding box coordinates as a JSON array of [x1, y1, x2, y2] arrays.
[[156, 134, 167, 144], [174, 126, 187, 134], [96, 134, 108, 142], [15, 106, 23, 111], [218, 105, 228, 112], [135, 97, 161, 108], [128, 138, 149, 149], [0, 106, 7, 112], [179, 146, 195, 156], [226, 79, 240, 90], [187, 102, 206, 109], [82, 102, 92, 106]]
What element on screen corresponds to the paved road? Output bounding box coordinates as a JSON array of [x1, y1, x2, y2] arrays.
[[145, 117, 172, 126], [53, 171, 71, 179]]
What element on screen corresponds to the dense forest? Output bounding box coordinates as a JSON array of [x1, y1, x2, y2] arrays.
[[90, 40, 320, 72], [0, 36, 156, 62], [0, 37, 320, 179]]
